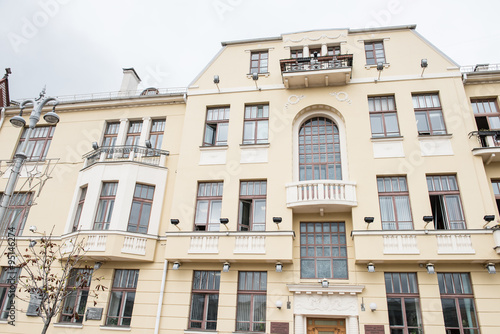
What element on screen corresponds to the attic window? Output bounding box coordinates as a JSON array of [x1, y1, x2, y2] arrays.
[[141, 88, 159, 96]]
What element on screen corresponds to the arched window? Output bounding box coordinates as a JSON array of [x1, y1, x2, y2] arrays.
[[299, 117, 341, 181]]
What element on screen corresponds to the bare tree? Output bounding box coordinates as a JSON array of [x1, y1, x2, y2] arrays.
[[12, 231, 105, 334]]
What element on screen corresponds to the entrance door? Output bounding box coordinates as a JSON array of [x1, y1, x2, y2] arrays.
[[307, 318, 346, 334]]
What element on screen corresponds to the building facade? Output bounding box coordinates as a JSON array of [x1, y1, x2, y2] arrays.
[[0, 25, 499, 334]]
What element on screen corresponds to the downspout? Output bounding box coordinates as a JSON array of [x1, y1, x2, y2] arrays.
[[0, 108, 5, 130], [154, 259, 168, 334]]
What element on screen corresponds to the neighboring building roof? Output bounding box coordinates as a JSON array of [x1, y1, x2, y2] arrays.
[[0, 68, 11, 107]]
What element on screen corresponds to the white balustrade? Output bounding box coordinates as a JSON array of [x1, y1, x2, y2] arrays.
[[383, 235, 419, 254], [286, 180, 356, 207], [85, 235, 107, 252], [437, 234, 475, 254], [234, 236, 266, 254], [189, 236, 219, 253], [122, 236, 147, 255]]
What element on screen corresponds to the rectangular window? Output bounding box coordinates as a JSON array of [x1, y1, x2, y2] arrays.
[[413, 93, 447, 135], [102, 122, 120, 147], [427, 175, 465, 229], [243, 104, 269, 145], [365, 41, 386, 65], [2, 192, 32, 236], [385, 273, 423, 334], [203, 107, 230, 146], [72, 186, 87, 232], [438, 273, 480, 333], [291, 49, 303, 59], [127, 184, 154, 234], [106, 269, 139, 327], [377, 177, 413, 230], [236, 272, 267, 332], [149, 119, 166, 150], [15, 126, 55, 161], [239, 181, 266, 231], [250, 51, 268, 74], [94, 182, 118, 230], [125, 121, 142, 147], [492, 180, 500, 214], [60, 268, 92, 323], [471, 98, 500, 130], [189, 271, 220, 330], [194, 182, 223, 231], [0, 267, 19, 320], [300, 222, 347, 279], [368, 96, 400, 137]]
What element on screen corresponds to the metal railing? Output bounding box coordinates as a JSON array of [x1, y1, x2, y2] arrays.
[[460, 63, 500, 73], [469, 130, 500, 148], [280, 54, 353, 73], [12, 87, 187, 105], [83, 145, 169, 167]]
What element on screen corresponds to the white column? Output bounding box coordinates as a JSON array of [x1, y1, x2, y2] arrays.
[[321, 43, 328, 56], [140, 117, 152, 146], [116, 118, 129, 146], [347, 315, 359, 334], [303, 46, 310, 58], [295, 314, 305, 334]]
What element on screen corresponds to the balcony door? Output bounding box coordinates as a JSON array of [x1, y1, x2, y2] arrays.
[[307, 318, 346, 334]]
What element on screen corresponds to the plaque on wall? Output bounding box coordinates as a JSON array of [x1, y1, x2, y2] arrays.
[[271, 322, 290, 334], [86, 307, 103, 320], [365, 324, 385, 334]]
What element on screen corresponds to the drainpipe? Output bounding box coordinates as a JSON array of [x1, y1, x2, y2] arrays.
[[0, 108, 5, 130], [154, 259, 168, 334]]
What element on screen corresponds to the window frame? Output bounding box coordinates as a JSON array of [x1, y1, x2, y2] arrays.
[[148, 119, 166, 150], [194, 182, 223, 231], [236, 271, 267, 332], [364, 41, 386, 65], [377, 176, 413, 230], [427, 175, 466, 230], [438, 273, 480, 333], [491, 180, 500, 215], [243, 104, 269, 145], [0, 267, 20, 320], [203, 107, 230, 146], [368, 96, 400, 137], [60, 268, 92, 323], [94, 182, 118, 231], [413, 93, 447, 135], [127, 184, 155, 234], [105, 269, 139, 327], [189, 271, 221, 330], [2, 192, 32, 236], [250, 51, 268, 74], [102, 122, 120, 147], [238, 181, 267, 231], [15, 126, 55, 161], [72, 186, 87, 232], [384, 272, 423, 334], [300, 222, 348, 279]]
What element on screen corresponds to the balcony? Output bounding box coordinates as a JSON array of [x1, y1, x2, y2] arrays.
[[60, 230, 158, 262], [82, 145, 169, 169], [286, 180, 357, 213], [461, 63, 500, 83], [164, 231, 294, 263], [280, 54, 353, 88], [469, 131, 500, 163], [351, 229, 497, 263]]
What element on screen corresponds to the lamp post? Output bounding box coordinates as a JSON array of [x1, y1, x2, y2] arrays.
[[0, 89, 60, 236]]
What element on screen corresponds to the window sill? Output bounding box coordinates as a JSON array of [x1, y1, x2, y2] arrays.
[[185, 330, 218, 334], [199, 145, 228, 151], [246, 72, 270, 78], [418, 133, 452, 139], [54, 322, 83, 328], [370, 136, 403, 142], [240, 143, 270, 149], [364, 63, 390, 69], [100, 326, 131, 331]]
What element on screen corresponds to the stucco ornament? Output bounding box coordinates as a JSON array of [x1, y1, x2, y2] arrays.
[[329, 92, 352, 104], [284, 33, 347, 43], [294, 294, 357, 315], [285, 95, 306, 110]]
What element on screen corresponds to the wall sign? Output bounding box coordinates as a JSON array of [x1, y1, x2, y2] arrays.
[[86, 307, 103, 320], [365, 324, 385, 334], [271, 322, 289, 334]]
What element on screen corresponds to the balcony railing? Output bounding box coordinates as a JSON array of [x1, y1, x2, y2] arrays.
[[280, 54, 353, 73], [286, 180, 357, 212], [468, 131, 500, 163], [83, 145, 169, 168], [460, 63, 500, 73]]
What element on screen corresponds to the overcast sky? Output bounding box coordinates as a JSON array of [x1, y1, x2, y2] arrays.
[[2, 0, 500, 100]]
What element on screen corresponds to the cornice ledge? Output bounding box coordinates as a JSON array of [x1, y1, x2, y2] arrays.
[[287, 284, 364, 294]]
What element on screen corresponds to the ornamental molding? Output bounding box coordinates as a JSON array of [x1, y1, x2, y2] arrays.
[[329, 92, 352, 104], [284, 33, 347, 44], [284, 95, 305, 110], [293, 293, 358, 315]]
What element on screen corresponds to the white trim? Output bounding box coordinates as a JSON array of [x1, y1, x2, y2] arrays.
[[53, 323, 84, 328], [165, 231, 294, 237], [100, 326, 132, 331], [370, 136, 404, 142], [351, 229, 493, 236]]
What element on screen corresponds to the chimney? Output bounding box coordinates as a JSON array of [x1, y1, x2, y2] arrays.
[[120, 68, 141, 92]]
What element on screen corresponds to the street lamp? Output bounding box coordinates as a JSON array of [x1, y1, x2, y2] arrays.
[[0, 89, 60, 236]]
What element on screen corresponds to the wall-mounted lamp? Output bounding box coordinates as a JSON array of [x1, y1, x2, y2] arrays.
[[275, 300, 283, 310], [423, 216, 433, 228], [220, 218, 229, 225], [273, 217, 282, 224], [222, 262, 230, 272], [486, 263, 496, 274], [426, 263, 435, 274], [92, 142, 99, 150], [252, 72, 260, 90], [29, 240, 37, 248], [421, 58, 428, 77], [214, 75, 220, 92], [484, 215, 495, 228], [369, 302, 377, 312], [145, 139, 152, 149], [275, 262, 283, 273], [376, 62, 384, 80], [319, 278, 329, 288], [364, 217, 374, 224], [367, 263, 375, 273], [94, 262, 103, 270], [173, 262, 181, 270]]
